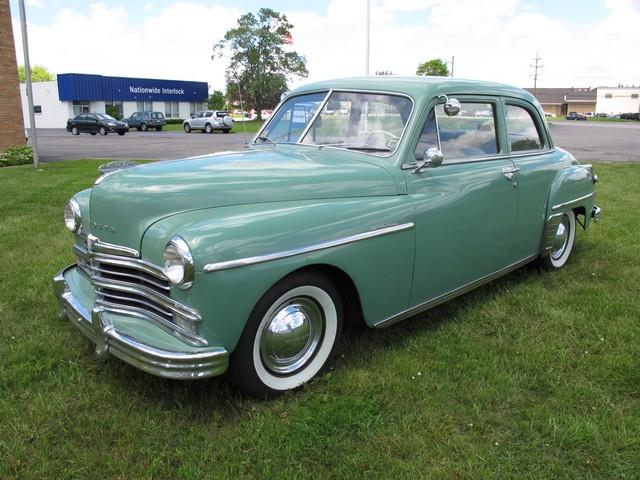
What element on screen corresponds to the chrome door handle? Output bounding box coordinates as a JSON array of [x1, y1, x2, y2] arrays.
[[502, 166, 519, 180]]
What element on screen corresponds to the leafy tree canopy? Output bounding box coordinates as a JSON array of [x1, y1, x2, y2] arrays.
[[18, 65, 54, 83], [416, 59, 449, 77], [213, 8, 307, 120], [208, 90, 226, 110]]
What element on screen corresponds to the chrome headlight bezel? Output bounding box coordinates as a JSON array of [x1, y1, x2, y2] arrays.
[[163, 236, 194, 289], [64, 198, 82, 233]]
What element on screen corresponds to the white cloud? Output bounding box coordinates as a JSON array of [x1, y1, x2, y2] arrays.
[[144, 2, 154, 12], [11, 0, 640, 94]]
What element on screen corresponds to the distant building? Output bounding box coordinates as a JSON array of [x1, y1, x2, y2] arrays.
[[0, 0, 26, 150], [20, 73, 209, 128], [525, 88, 596, 116], [596, 87, 640, 115]]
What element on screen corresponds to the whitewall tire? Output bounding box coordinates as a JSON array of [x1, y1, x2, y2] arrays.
[[230, 272, 343, 397], [541, 210, 576, 269]]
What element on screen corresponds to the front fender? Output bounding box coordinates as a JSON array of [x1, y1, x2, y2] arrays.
[[141, 197, 415, 352]]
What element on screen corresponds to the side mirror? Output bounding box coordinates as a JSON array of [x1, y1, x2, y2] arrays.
[[412, 147, 443, 173], [443, 97, 461, 117]]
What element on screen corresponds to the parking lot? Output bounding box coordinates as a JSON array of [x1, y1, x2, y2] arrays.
[[31, 120, 640, 163]]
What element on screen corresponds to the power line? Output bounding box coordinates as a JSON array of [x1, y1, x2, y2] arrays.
[[530, 51, 543, 96]]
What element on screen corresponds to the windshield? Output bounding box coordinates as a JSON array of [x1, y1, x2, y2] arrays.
[[258, 91, 327, 143], [96, 113, 116, 121], [257, 91, 413, 156]]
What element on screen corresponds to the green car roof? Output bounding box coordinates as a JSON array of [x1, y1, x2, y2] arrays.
[[291, 76, 538, 104]]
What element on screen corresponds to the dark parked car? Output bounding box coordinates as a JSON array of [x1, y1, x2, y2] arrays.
[[566, 112, 587, 121], [66, 113, 129, 136], [620, 112, 640, 120], [123, 111, 167, 131]]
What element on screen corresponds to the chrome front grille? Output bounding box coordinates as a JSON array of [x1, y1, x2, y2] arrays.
[[74, 239, 205, 346]]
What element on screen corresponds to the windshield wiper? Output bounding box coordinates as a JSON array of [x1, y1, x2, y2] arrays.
[[345, 145, 391, 152], [256, 135, 276, 145]]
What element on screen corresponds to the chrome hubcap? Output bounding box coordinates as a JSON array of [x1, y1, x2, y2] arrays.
[[551, 215, 569, 260], [260, 297, 324, 375]]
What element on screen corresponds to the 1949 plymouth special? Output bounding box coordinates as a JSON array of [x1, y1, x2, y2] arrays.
[[53, 77, 600, 397]]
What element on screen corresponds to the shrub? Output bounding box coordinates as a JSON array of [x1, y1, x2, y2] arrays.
[[165, 118, 185, 125], [0, 145, 33, 167]]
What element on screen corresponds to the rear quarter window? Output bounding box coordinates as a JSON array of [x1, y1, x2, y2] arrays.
[[505, 105, 544, 151]]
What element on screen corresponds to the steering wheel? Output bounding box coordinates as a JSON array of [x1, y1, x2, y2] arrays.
[[366, 130, 399, 149]]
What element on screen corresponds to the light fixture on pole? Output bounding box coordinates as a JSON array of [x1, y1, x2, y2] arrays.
[[18, 0, 39, 169]]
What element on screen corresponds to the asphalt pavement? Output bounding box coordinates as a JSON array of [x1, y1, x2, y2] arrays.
[[30, 121, 640, 163]]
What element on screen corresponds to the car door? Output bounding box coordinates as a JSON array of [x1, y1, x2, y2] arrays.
[[85, 114, 99, 133], [404, 96, 519, 307], [129, 112, 139, 127], [192, 111, 205, 129], [504, 99, 561, 260]]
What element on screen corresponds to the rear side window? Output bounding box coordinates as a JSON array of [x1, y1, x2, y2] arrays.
[[505, 105, 544, 151], [205, 112, 214, 118], [436, 103, 498, 160]]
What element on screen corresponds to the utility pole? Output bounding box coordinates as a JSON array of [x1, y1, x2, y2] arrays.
[[450, 56, 455, 77], [530, 51, 543, 96], [365, 0, 370, 75], [18, 0, 39, 169]]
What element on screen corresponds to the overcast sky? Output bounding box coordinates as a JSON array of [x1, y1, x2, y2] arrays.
[[9, 0, 640, 92]]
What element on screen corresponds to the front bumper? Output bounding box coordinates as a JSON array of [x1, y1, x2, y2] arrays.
[[53, 265, 228, 380]]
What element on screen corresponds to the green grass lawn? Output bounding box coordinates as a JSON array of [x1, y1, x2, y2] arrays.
[[163, 119, 265, 133], [1, 160, 639, 479]]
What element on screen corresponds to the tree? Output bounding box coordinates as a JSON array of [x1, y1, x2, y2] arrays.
[[18, 65, 54, 83], [208, 90, 226, 110], [213, 8, 308, 120], [416, 59, 449, 77]]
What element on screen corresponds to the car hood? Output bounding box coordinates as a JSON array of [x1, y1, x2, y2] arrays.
[[88, 145, 399, 251]]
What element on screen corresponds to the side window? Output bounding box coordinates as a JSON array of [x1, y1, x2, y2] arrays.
[[436, 102, 498, 160], [413, 108, 438, 160], [205, 112, 213, 118], [196, 112, 205, 118], [505, 105, 544, 152]]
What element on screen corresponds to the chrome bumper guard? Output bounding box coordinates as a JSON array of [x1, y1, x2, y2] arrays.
[[591, 205, 601, 223], [53, 267, 228, 380]]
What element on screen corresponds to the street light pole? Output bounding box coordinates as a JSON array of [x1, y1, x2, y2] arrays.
[[365, 0, 370, 75], [18, 0, 39, 169]]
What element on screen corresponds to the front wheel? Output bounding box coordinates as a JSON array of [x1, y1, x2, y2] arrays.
[[140, 123, 148, 131], [183, 123, 191, 133], [229, 272, 343, 397], [222, 128, 231, 134], [118, 132, 126, 136], [540, 210, 576, 270], [99, 126, 108, 136], [205, 123, 213, 134], [71, 127, 79, 135]]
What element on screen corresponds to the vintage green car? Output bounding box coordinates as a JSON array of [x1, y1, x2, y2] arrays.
[[53, 77, 600, 396]]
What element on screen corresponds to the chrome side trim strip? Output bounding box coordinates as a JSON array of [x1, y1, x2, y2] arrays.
[[552, 192, 595, 210], [204, 222, 415, 273], [374, 255, 538, 329]]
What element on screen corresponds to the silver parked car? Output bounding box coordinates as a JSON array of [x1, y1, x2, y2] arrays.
[[183, 110, 234, 133]]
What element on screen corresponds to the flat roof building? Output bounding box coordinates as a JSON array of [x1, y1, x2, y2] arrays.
[[21, 73, 209, 128]]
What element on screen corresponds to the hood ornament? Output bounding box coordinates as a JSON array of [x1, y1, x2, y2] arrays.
[[95, 160, 137, 185]]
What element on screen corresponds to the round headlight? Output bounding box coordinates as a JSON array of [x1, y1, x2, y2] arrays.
[[163, 236, 194, 289], [64, 198, 82, 233]]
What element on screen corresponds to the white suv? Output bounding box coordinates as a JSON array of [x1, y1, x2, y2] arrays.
[[183, 110, 234, 134]]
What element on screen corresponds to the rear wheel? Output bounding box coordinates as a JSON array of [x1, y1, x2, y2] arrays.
[[140, 123, 148, 131], [540, 210, 576, 270], [183, 123, 192, 133], [230, 272, 343, 397], [205, 123, 213, 134], [99, 126, 108, 136], [118, 132, 126, 136], [223, 128, 231, 134], [155, 126, 162, 131]]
